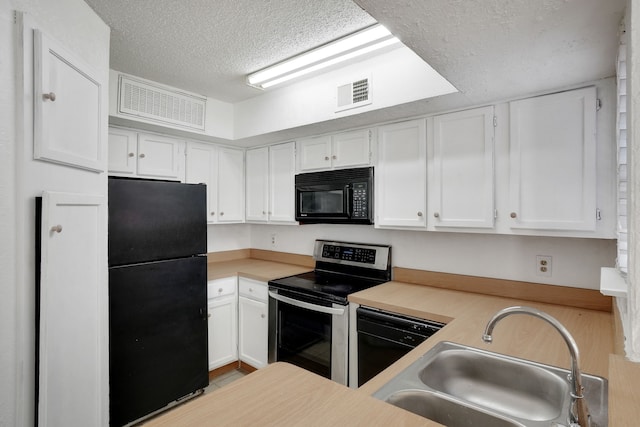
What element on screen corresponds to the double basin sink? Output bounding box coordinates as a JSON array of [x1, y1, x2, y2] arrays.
[[373, 341, 608, 427]]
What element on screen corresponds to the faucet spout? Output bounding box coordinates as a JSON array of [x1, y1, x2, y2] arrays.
[[482, 306, 591, 427]]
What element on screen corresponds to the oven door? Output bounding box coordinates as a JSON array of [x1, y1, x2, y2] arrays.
[[268, 288, 348, 385], [295, 183, 351, 222]]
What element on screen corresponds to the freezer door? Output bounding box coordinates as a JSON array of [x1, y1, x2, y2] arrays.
[[108, 177, 206, 266], [109, 256, 208, 426]]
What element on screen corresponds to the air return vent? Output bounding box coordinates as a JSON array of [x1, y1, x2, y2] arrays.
[[336, 77, 372, 112], [117, 74, 206, 131]]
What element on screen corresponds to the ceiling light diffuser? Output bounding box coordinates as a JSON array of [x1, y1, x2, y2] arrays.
[[247, 24, 400, 89]]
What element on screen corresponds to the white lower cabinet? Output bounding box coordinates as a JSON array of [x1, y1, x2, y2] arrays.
[[238, 278, 269, 369], [207, 277, 238, 370]]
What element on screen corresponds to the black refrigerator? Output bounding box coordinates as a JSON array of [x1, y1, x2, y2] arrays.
[[108, 177, 209, 426]]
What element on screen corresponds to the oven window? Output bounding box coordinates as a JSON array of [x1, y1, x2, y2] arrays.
[[300, 190, 344, 214], [276, 303, 331, 379]]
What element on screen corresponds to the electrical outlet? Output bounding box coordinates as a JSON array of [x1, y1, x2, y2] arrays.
[[536, 255, 552, 277], [270, 233, 277, 248]]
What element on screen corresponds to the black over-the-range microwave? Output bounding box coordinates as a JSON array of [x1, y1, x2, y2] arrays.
[[295, 167, 373, 225]]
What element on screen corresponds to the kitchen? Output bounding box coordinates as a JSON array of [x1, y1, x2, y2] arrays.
[[1, 0, 639, 426]]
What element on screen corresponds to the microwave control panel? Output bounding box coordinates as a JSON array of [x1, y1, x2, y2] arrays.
[[351, 182, 368, 219]]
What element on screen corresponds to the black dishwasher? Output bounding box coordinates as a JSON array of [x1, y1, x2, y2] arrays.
[[356, 306, 444, 386]]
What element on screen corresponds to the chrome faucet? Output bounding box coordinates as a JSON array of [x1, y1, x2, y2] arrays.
[[482, 306, 592, 427]]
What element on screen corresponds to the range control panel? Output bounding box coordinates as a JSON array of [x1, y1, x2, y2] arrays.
[[322, 244, 376, 264], [313, 240, 391, 271]]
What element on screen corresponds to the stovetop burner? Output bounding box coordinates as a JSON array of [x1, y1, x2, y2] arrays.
[[268, 240, 392, 305]]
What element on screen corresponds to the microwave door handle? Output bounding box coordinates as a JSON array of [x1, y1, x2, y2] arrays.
[[268, 291, 345, 315], [345, 185, 353, 217]]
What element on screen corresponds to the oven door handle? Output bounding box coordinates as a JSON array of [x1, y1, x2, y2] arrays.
[[268, 291, 345, 315]]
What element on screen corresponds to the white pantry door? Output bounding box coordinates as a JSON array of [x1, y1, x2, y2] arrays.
[[37, 192, 108, 427]]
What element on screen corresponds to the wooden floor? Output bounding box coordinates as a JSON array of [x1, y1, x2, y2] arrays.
[[204, 369, 248, 394]]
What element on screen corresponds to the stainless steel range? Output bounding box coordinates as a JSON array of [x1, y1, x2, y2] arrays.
[[267, 240, 391, 385]]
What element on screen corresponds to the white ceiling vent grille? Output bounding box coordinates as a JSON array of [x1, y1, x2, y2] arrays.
[[336, 77, 372, 112], [118, 74, 206, 131]]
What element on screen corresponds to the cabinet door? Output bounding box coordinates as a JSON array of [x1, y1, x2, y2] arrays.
[[297, 135, 332, 171], [217, 147, 245, 222], [108, 128, 137, 176], [186, 142, 218, 223], [332, 129, 370, 169], [136, 133, 185, 181], [238, 296, 268, 369], [245, 147, 269, 222], [37, 192, 108, 427], [431, 107, 495, 228], [509, 87, 597, 231], [208, 295, 238, 370], [376, 120, 427, 228], [34, 30, 104, 173], [269, 142, 296, 222]]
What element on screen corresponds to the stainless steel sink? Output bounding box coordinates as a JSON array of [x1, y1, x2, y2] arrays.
[[373, 341, 608, 427], [386, 389, 526, 427]]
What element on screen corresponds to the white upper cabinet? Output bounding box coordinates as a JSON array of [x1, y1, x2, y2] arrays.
[[186, 142, 244, 224], [218, 147, 245, 222], [375, 119, 427, 228], [108, 128, 185, 181], [246, 147, 270, 222], [268, 142, 296, 222], [34, 30, 104, 173], [297, 129, 371, 172], [429, 106, 495, 229], [508, 87, 597, 232], [246, 142, 296, 223], [107, 128, 137, 176], [186, 141, 218, 222]]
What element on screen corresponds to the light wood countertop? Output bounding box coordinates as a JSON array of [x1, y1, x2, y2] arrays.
[[207, 258, 311, 282], [150, 256, 639, 425], [143, 362, 436, 426]]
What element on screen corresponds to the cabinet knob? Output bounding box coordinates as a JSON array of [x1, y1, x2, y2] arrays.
[[218, 288, 223, 293], [510, 212, 517, 219], [324, 156, 330, 161], [128, 152, 135, 157], [268, 211, 272, 215], [50, 224, 63, 233], [220, 212, 224, 216], [332, 155, 337, 160], [262, 211, 266, 215], [434, 212, 440, 218], [210, 211, 215, 216], [261, 314, 265, 319], [208, 313, 211, 318], [139, 153, 146, 158], [43, 92, 56, 101], [417, 211, 423, 217]]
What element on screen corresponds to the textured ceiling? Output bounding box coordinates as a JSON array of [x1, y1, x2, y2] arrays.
[[354, 0, 626, 104], [84, 0, 376, 102], [85, 0, 626, 145]]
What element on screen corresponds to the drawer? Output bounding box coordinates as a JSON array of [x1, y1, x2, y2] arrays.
[[238, 277, 268, 301], [208, 277, 237, 299]]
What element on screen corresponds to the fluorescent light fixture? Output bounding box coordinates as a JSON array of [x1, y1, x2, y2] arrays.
[[247, 24, 400, 89]]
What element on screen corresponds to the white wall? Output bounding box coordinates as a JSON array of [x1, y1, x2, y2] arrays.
[[0, 2, 18, 427], [4, 1, 110, 426], [626, 0, 640, 361], [243, 224, 615, 290], [233, 46, 457, 139]]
